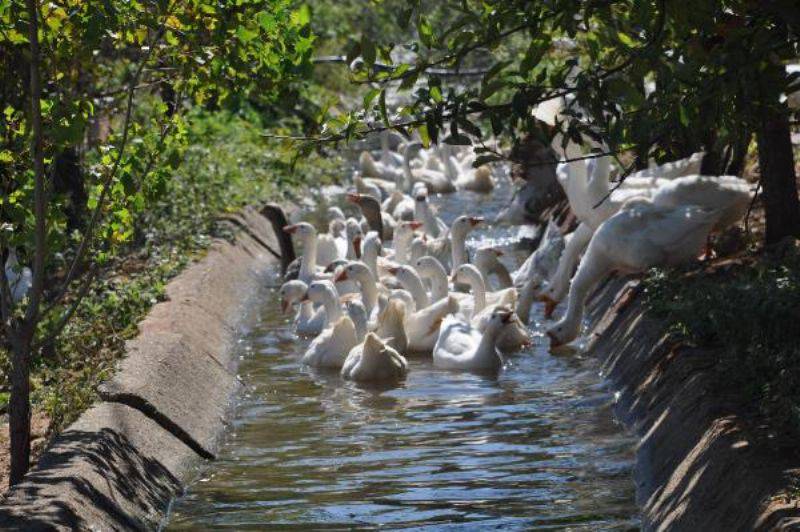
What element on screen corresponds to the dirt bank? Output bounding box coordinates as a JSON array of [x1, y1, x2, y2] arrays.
[[0, 207, 281, 530], [584, 278, 800, 531]]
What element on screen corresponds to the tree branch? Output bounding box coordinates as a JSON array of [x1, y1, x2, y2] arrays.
[[23, 0, 46, 333], [49, 22, 170, 310]]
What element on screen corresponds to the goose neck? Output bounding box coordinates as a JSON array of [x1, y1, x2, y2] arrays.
[[465, 272, 486, 313], [356, 271, 379, 313], [451, 231, 469, 273], [299, 233, 318, 281], [422, 264, 449, 302], [400, 271, 430, 309]]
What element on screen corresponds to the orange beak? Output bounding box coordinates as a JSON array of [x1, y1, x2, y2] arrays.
[[501, 312, 512, 324], [386, 266, 399, 275], [494, 249, 504, 257], [281, 299, 290, 313], [408, 221, 423, 230], [334, 269, 349, 282], [468, 216, 484, 227], [353, 236, 362, 259], [283, 224, 298, 234], [346, 192, 361, 204]]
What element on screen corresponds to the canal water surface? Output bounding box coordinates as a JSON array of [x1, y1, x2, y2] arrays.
[[165, 183, 638, 530]]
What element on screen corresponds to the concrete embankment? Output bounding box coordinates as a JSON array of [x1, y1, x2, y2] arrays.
[[584, 278, 800, 531], [0, 207, 281, 531]]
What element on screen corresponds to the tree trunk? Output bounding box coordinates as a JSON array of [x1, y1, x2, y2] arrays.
[[8, 334, 31, 487], [756, 104, 800, 246]]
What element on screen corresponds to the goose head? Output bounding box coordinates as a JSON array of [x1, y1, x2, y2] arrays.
[[414, 255, 447, 278], [345, 218, 363, 259], [306, 280, 338, 305], [283, 221, 316, 241], [487, 306, 514, 332], [451, 215, 483, 237], [363, 231, 383, 258], [329, 218, 346, 237], [413, 183, 429, 202], [278, 280, 308, 313], [388, 288, 415, 311], [345, 300, 369, 341], [334, 261, 373, 285], [546, 315, 580, 348], [328, 206, 346, 221], [395, 220, 423, 243], [453, 263, 485, 290], [474, 247, 503, 269], [346, 193, 383, 234]]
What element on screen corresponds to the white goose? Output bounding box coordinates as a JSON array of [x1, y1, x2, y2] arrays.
[[302, 282, 360, 369], [433, 307, 514, 371], [345, 218, 363, 260], [449, 215, 483, 275], [279, 280, 325, 336], [456, 165, 495, 193], [316, 218, 348, 268], [414, 186, 448, 238], [547, 199, 720, 346], [454, 264, 530, 352], [385, 264, 460, 353], [284, 222, 330, 283], [333, 261, 383, 328], [341, 332, 408, 383], [474, 247, 513, 290], [374, 297, 409, 353], [650, 175, 752, 253], [4, 249, 32, 304], [382, 190, 415, 221], [512, 219, 564, 286], [403, 142, 456, 194]]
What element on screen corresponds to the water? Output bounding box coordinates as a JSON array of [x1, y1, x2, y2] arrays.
[[166, 181, 638, 530]]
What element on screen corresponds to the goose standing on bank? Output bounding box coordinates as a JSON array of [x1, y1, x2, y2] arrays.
[[547, 199, 720, 347]]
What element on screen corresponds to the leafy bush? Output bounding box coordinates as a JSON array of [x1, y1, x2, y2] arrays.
[[643, 251, 800, 436], [1, 106, 339, 433]]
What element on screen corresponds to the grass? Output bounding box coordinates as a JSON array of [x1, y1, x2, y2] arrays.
[[642, 248, 800, 437]]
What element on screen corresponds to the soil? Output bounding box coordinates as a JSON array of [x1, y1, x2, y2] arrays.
[[0, 411, 50, 490]]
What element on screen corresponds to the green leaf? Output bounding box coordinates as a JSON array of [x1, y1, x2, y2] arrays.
[[617, 31, 636, 48], [291, 5, 311, 27], [256, 11, 277, 32], [473, 154, 503, 167], [236, 25, 257, 43], [418, 124, 430, 148], [363, 88, 380, 109]]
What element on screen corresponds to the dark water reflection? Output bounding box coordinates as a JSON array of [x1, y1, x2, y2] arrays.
[[166, 182, 638, 530]]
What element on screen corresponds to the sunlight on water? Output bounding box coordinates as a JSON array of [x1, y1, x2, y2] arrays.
[[165, 182, 638, 530]]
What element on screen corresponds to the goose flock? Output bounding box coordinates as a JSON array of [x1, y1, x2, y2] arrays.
[[278, 114, 753, 383]]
